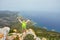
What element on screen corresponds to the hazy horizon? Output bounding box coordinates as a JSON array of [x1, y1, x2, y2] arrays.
[[0, 0, 60, 12]]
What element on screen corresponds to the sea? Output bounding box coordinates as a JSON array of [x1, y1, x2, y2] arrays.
[[19, 11, 60, 32]]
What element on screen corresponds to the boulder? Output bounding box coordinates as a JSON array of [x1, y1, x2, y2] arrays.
[[0, 27, 10, 40]]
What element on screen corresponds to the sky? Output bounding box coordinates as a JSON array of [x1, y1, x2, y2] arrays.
[[0, 0, 60, 12]]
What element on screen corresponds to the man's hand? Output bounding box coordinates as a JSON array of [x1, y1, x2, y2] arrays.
[[26, 20, 30, 23]]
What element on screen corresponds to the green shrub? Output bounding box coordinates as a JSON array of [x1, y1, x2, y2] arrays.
[[24, 34, 35, 40]]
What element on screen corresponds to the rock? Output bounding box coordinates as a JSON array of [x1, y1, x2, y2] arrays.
[[7, 34, 17, 40], [7, 29, 41, 40], [35, 37, 41, 40], [21, 29, 41, 40], [0, 27, 10, 40], [42, 37, 47, 40]]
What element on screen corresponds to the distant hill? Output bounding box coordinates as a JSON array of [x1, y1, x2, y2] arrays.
[[0, 11, 18, 27]]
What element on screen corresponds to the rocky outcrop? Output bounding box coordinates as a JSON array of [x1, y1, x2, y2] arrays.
[[0, 27, 10, 40], [7, 29, 41, 40]]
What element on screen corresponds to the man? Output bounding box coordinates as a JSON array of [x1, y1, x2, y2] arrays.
[[17, 17, 30, 33]]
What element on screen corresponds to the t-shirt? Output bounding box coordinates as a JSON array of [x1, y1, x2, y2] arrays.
[[22, 21, 27, 28]]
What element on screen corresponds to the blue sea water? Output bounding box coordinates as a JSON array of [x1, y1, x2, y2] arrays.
[[19, 11, 60, 32]]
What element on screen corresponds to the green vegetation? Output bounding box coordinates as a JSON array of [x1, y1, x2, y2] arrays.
[[24, 34, 35, 40], [0, 11, 60, 40]]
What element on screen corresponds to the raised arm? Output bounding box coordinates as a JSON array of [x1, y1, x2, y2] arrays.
[[26, 20, 30, 23], [17, 17, 22, 23]]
